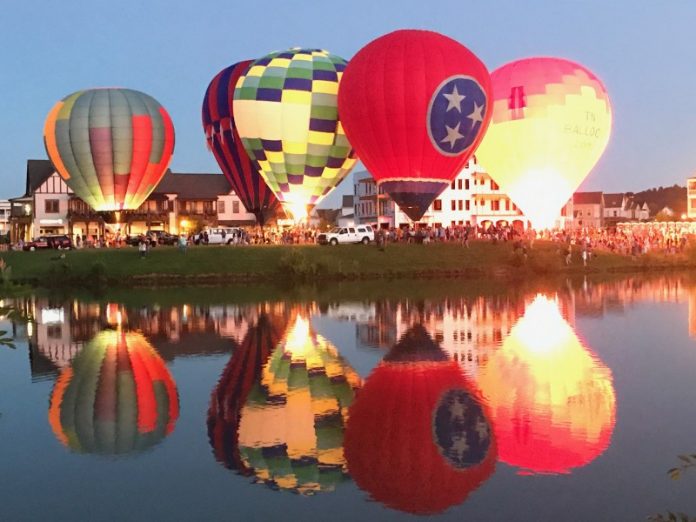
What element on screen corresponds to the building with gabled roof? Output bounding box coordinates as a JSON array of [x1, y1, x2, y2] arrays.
[[572, 192, 604, 228]]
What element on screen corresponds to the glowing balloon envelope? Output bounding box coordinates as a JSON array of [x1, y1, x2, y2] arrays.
[[233, 48, 358, 220], [345, 325, 496, 515], [475, 294, 616, 474], [203, 61, 281, 225], [48, 330, 179, 455], [475, 57, 612, 229], [231, 315, 361, 494], [338, 30, 492, 221], [44, 88, 175, 212]]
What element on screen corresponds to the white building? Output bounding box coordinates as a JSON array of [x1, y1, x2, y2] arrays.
[[0, 200, 10, 237], [603, 193, 649, 224], [688, 177, 696, 219], [353, 159, 572, 230]]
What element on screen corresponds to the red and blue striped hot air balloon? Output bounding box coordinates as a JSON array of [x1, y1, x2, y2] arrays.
[[44, 88, 175, 212], [203, 61, 281, 225]]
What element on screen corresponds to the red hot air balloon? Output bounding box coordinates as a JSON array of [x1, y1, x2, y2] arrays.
[[203, 61, 281, 225], [338, 30, 492, 221], [345, 325, 496, 515]]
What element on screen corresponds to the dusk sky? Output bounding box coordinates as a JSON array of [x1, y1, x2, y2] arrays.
[[1, 0, 694, 205]]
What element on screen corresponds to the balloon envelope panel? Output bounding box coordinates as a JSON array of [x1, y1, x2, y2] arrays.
[[44, 88, 175, 212], [338, 30, 491, 221], [233, 48, 357, 217], [203, 61, 281, 225], [476, 57, 612, 229]]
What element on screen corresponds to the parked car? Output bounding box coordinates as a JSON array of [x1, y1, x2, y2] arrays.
[[194, 227, 242, 245], [318, 225, 374, 245], [148, 230, 178, 246], [24, 235, 72, 251]]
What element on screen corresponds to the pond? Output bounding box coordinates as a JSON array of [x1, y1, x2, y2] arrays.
[[1, 275, 695, 521]]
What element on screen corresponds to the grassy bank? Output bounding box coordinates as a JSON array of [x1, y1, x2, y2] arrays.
[[0, 240, 693, 290]]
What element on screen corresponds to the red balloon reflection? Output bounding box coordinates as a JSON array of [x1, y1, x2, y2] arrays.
[[476, 294, 616, 474], [345, 325, 496, 515]]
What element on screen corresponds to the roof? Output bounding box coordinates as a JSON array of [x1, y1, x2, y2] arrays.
[[604, 193, 624, 208], [26, 160, 56, 196], [154, 171, 231, 199], [573, 191, 603, 205], [342, 195, 354, 208]]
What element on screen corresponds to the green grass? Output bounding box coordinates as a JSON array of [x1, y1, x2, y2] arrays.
[[0, 240, 692, 289]]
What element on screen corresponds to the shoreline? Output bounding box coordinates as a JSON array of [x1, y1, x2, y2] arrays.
[[1, 240, 694, 290]]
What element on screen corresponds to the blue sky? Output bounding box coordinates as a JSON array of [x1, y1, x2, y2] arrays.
[[1, 0, 694, 206]]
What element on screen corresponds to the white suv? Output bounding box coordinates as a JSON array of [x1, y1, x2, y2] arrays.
[[318, 225, 374, 245], [195, 227, 242, 245]]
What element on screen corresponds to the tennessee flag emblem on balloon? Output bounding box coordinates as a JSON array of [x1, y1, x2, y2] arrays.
[[338, 30, 492, 222]]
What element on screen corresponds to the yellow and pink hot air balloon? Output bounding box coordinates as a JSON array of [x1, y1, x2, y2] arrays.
[[44, 88, 175, 212], [476, 57, 612, 229]]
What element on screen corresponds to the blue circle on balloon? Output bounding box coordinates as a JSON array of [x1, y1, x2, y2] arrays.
[[427, 75, 487, 157]]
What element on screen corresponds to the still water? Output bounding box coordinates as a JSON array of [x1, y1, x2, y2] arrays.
[[1, 276, 696, 521]]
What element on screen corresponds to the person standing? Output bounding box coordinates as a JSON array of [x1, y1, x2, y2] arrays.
[[139, 237, 148, 259]]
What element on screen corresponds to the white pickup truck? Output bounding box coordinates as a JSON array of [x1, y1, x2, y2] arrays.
[[318, 225, 375, 245]]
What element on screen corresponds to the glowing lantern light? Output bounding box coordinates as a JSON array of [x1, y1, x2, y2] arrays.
[[338, 30, 492, 222], [475, 294, 616, 474], [233, 49, 358, 221], [44, 88, 175, 212], [345, 325, 496, 515], [48, 330, 179, 455], [227, 314, 361, 495], [475, 58, 612, 229]]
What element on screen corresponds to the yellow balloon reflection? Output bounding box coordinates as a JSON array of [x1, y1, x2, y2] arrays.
[[476, 294, 616, 474], [236, 315, 361, 495]]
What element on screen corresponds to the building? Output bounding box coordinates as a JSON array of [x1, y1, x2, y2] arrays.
[[603, 193, 649, 226], [337, 195, 355, 227], [9, 160, 257, 242], [688, 177, 696, 219], [573, 192, 604, 229], [0, 200, 10, 237], [353, 159, 573, 230]]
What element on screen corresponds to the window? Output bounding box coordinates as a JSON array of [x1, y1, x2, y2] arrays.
[[465, 179, 470, 190], [47, 325, 62, 339], [458, 179, 463, 190], [458, 200, 463, 211], [451, 180, 456, 190], [433, 199, 442, 211], [45, 199, 59, 213], [613, 210, 617, 217], [491, 180, 499, 190], [492, 200, 500, 211], [219, 201, 225, 214], [232, 201, 239, 214], [505, 199, 510, 211], [465, 200, 470, 211], [451, 200, 456, 211], [691, 200, 696, 210]]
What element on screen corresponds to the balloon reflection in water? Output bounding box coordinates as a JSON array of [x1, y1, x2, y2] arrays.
[[211, 314, 361, 495], [476, 294, 616, 474], [345, 325, 496, 515], [49, 331, 179, 455], [208, 312, 287, 473]]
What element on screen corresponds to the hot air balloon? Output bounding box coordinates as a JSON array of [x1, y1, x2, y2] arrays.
[[44, 88, 175, 212], [345, 325, 496, 515], [208, 311, 287, 473], [475, 294, 616, 474], [224, 314, 361, 494], [475, 57, 612, 229], [203, 61, 281, 225], [48, 330, 179, 455], [233, 48, 357, 220], [338, 30, 491, 222]]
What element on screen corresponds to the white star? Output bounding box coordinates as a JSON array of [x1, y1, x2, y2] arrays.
[[450, 398, 468, 419], [440, 122, 464, 150], [443, 85, 466, 112], [467, 102, 485, 125]]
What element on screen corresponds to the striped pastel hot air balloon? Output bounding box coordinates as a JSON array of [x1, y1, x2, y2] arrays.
[[48, 330, 179, 455], [235, 315, 361, 495], [203, 61, 281, 226], [233, 48, 357, 220], [44, 88, 175, 212]]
